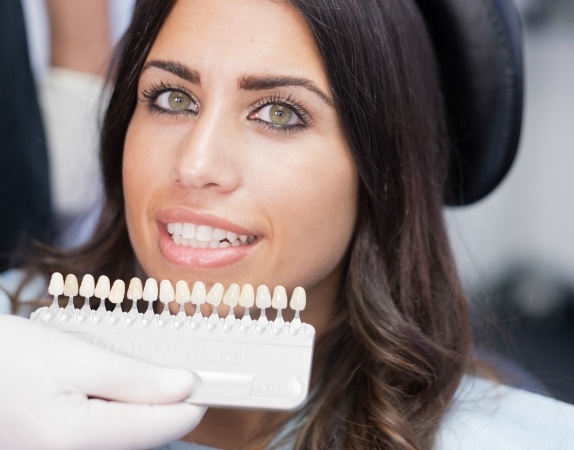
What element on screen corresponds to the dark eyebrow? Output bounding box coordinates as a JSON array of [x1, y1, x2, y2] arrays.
[[141, 59, 200, 84], [141, 61, 333, 108], [239, 75, 334, 108]]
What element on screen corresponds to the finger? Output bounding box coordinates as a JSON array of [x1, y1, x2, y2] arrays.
[[64, 342, 196, 403], [15, 318, 195, 404], [82, 400, 206, 450]]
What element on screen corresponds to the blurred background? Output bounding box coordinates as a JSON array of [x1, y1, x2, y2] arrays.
[[5, 0, 574, 403], [446, 0, 574, 403]]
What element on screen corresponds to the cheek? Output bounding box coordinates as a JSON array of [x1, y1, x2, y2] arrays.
[[123, 113, 173, 208], [260, 147, 358, 289], [123, 121, 147, 222], [122, 116, 164, 244]]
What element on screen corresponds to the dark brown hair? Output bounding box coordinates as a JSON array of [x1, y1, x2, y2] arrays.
[[34, 0, 471, 448]]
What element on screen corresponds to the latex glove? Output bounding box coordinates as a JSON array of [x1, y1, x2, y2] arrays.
[[0, 315, 206, 450]]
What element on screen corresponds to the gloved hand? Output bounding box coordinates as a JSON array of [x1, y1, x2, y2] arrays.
[[0, 315, 206, 450]]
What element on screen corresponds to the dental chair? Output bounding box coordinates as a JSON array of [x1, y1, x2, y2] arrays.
[[417, 0, 523, 205], [421, 0, 551, 394]]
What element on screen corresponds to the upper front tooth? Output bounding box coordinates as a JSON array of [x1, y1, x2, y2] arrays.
[[173, 222, 183, 236], [212, 228, 226, 240], [182, 223, 195, 239], [170, 222, 254, 245], [196, 225, 214, 241]]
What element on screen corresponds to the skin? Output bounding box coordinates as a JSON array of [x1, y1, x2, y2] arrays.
[[46, 0, 112, 76], [123, 0, 358, 446]]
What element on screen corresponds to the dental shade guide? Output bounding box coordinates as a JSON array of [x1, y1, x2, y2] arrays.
[[30, 272, 316, 411]]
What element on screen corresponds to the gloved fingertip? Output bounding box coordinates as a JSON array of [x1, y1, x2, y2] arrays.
[[150, 366, 196, 402]]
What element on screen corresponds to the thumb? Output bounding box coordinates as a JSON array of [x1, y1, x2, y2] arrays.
[[64, 341, 196, 404], [81, 400, 206, 449]]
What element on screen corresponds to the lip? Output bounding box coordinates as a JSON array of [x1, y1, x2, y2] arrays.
[[156, 207, 259, 269]]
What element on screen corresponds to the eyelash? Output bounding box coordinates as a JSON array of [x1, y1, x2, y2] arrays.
[[139, 83, 312, 133], [141, 82, 198, 117], [248, 95, 312, 133]]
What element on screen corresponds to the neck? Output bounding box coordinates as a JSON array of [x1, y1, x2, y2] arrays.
[[183, 408, 291, 449]]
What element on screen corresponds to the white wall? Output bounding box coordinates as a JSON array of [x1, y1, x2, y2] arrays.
[[446, 6, 574, 310]]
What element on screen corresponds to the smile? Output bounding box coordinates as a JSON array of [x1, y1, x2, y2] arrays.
[[167, 222, 258, 249]]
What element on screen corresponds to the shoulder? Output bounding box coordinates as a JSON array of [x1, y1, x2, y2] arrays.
[[0, 268, 47, 316], [436, 375, 574, 450]]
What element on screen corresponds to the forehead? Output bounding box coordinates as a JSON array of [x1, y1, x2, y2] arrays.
[[148, 0, 328, 86]]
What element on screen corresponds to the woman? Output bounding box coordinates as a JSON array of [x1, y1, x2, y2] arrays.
[[1, 0, 572, 449]]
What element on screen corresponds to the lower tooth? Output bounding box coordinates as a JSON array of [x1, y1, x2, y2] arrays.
[[171, 235, 253, 248]]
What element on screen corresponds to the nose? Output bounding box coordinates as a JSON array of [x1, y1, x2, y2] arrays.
[[169, 111, 241, 192]]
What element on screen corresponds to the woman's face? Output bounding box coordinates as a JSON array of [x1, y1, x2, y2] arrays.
[[123, 0, 358, 324]]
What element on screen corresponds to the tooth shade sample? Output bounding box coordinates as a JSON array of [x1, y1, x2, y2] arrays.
[[142, 278, 159, 302], [79, 274, 95, 298], [63, 274, 79, 297], [94, 275, 111, 299], [109, 279, 126, 304], [290, 287, 306, 311], [175, 280, 191, 305], [206, 283, 224, 307], [256, 285, 271, 309], [191, 281, 207, 305], [127, 277, 143, 300], [239, 284, 255, 308], [223, 283, 240, 307], [48, 272, 64, 296], [159, 280, 175, 304], [272, 286, 288, 310]]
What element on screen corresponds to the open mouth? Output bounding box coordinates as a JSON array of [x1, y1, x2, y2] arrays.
[[167, 222, 258, 249]]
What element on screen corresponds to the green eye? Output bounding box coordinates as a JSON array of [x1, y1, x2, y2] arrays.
[[251, 103, 303, 128], [168, 91, 192, 111], [269, 105, 293, 126], [154, 89, 198, 114]]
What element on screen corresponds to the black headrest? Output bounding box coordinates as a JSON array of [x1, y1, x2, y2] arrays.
[[415, 0, 524, 205]]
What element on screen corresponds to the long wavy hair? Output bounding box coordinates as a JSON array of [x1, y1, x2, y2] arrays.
[[33, 0, 471, 448]]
